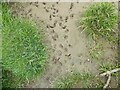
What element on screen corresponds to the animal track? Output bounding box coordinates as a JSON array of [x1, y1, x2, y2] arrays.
[[51, 29, 55, 33], [65, 29, 69, 33], [65, 54, 71, 59], [57, 50, 62, 56], [59, 44, 64, 49], [49, 25, 54, 28], [59, 61, 62, 66], [52, 36, 57, 41], [42, 2, 46, 5], [69, 3, 74, 10], [44, 7, 49, 12], [52, 33, 58, 41], [59, 22, 62, 26], [64, 48, 68, 52], [46, 25, 50, 28], [53, 20, 57, 26], [59, 16, 63, 20], [64, 35, 68, 39], [62, 25, 67, 29], [35, 4, 39, 7], [70, 14, 74, 18], [52, 14, 56, 17], [68, 44, 72, 47], [52, 56, 60, 64], [65, 54, 71, 57], [65, 16, 68, 22], [49, 15, 52, 20], [27, 9, 32, 14], [29, 13, 32, 17], [56, 2, 59, 4]]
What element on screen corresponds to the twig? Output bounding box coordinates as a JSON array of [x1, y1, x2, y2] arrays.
[[103, 73, 111, 89], [100, 68, 120, 76], [100, 68, 120, 89]]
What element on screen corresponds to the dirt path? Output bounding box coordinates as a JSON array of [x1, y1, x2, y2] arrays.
[[10, 2, 118, 88]]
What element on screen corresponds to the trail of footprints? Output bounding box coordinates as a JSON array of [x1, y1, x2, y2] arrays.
[[41, 2, 75, 66]]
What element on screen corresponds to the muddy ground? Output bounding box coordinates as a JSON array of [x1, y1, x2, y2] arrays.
[[10, 2, 118, 88]]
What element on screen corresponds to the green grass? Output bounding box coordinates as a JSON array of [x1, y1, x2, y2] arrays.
[[89, 43, 103, 60], [99, 62, 119, 87], [99, 62, 119, 76], [52, 72, 104, 88], [2, 3, 47, 88], [81, 3, 118, 61], [81, 2, 118, 42]]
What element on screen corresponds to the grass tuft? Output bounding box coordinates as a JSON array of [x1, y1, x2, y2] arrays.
[[2, 3, 47, 87], [81, 2, 118, 42], [99, 62, 119, 76]]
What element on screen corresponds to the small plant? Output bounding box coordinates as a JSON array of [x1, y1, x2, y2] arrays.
[[99, 63, 119, 88], [2, 3, 47, 87], [81, 2, 118, 42], [89, 43, 103, 59], [99, 62, 119, 76], [53, 72, 105, 88]]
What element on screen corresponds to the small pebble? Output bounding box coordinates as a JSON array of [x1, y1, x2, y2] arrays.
[[87, 59, 90, 62]]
